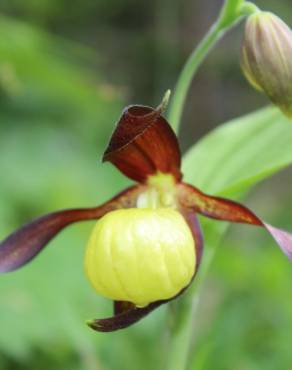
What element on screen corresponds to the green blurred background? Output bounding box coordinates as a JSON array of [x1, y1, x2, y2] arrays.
[[0, 0, 292, 369]]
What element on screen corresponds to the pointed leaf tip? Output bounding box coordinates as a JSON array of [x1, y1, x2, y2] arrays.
[[157, 89, 171, 113]]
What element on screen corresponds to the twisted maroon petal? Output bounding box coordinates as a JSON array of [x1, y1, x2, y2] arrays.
[[0, 186, 143, 273], [103, 105, 182, 183], [178, 183, 292, 261]]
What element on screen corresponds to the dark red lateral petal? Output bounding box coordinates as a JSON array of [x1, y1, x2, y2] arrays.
[[103, 105, 182, 183], [180, 210, 204, 272], [178, 183, 292, 261], [0, 185, 143, 273]]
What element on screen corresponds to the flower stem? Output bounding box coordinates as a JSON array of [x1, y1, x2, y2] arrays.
[[239, 2, 261, 16], [165, 296, 200, 370], [168, 0, 246, 134], [165, 1, 252, 369], [164, 246, 216, 370]]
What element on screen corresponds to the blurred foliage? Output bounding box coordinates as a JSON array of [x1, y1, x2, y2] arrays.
[[0, 1, 292, 370], [0, 14, 166, 370]]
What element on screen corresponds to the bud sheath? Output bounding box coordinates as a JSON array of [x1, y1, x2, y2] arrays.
[[241, 11, 292, 118]]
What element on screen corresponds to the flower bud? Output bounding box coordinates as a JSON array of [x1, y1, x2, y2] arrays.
[[84, 208, 195, 307], [241, 11, 292, 118]]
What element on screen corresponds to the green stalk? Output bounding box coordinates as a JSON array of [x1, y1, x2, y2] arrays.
[[164, 1, 260, 369], [168, 0, 246, 134], [165, 247, 217, 370]]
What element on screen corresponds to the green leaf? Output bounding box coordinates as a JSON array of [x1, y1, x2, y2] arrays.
[[182, 107, 292, 196], [178, 106, 292, 370]]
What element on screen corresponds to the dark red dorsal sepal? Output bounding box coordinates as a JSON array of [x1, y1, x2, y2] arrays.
[[103, 103, 182, 183]]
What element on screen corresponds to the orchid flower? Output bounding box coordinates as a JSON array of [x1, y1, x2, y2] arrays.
[[1, 96, 292, 333]]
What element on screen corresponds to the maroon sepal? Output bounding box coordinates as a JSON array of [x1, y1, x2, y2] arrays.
[[88, 212, 204, 332], [178, 183, 292, 261], [0, 186, 143, 273], [88, 301, 163, 332], [114, 301, 135, 315], [103, 105, 182, 183]]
